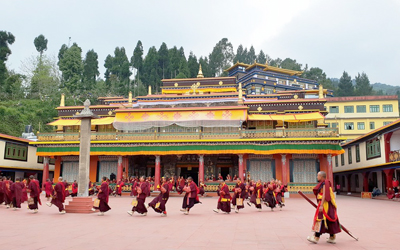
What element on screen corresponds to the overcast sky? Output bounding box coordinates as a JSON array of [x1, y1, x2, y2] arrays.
[[2, 0, 400, 85]]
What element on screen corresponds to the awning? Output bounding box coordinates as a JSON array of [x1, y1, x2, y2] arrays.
[[248, 112, 324, 122], [48, 117, 114, 126]]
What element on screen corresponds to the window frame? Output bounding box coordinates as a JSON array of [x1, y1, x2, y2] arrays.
[[383, 104, 393, 112], [357, 122, 365, 130], [356, 105, 366, 113], [369, 105, 380, 113], [344, 106, 354, 113]]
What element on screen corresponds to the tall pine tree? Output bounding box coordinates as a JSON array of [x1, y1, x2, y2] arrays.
[[82, 49, 99, 91], [355, 72, 373, 96], [336, 71, 354, 96]]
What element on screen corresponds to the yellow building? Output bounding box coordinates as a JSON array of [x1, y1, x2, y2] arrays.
[[325, 95, 399, 141]]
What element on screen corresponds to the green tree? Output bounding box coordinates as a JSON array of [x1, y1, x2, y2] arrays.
[[233, 44, 245, 63], [104, 47, 131, 95], [336, 71, 354, 96], [280, 58, 302, 71], [187, 52, 199, 78], [355, 72, 373, 96], [0, 31, 15, 91], [209, 38, 234, 76], [142, 46, 160, 91], [27, 55, 60, 98], [2, 71, 24, 99], [269, 57, 282, 67], [168, 46, 180, 78], [257, 50, 266, 64], [59, 45, 84, 94], [131, 40, 143, 77], [198, 56, 211, 77], [158, 42, 169, 79], [82, 49, 99, 91], [33, 34, 48, 58], [247, 46, 256, 63]]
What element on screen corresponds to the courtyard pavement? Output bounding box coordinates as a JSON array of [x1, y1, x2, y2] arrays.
[[0, 194, 398, 250]]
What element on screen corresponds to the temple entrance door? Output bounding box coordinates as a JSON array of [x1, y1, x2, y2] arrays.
[[220, 167, 230, 180], [180, 167, 198, 184]]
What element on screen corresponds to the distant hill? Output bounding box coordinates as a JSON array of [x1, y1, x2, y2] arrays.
[[372, 82, 400, 95]]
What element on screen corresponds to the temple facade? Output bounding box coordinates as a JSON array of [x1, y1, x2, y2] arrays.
[[32, 63, 344, 194]]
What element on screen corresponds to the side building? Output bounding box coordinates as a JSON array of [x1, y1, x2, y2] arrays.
[[325, 95, 399, 141], [0, 133, 54, 185], [333, 120, 400, 194]]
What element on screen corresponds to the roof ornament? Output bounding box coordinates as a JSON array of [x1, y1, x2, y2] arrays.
[[129, 91, 132, 104], [197, 64, 204, 78], [319, 84, 324, 99], [60, 93, 65, 107], [148, 85, 152, 96]]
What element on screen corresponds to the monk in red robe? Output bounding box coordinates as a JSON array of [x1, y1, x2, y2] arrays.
[[27, 175, 41, 213], [180, 177, 199, 215], [43, 179, 53, 200], [128, 176, 148, 216], [10, 178, 24, 210], [21, 179, 28, 203], [198, 181, 207, 196], [0, 178, 3, 205], [88, 180, 95, 196], [148, 177, 170, 216], [307, 171, 341, 244], [248, 179, 263, 211], [47, 177, 66, 214], [92, 176, 111, 215], [63, 180, 70, 198], [232, 179, 246, 213], [71, 180, 78, 197], [115, 179, 125, 197], [130, 179, 138, 197], [263, 179, 277, 211], [213, 181, 231, 214], [2, 176, 12, 208], [275, 180, 287, 209]]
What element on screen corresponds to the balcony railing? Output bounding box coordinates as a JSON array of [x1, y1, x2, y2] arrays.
[[37, 128, 339, 142]]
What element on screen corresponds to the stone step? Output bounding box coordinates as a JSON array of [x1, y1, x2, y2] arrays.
[[65, 208, 94, 214]]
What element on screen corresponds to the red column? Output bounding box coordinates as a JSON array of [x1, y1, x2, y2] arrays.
[[155, 155, 161, 189], [281, 154, 288, 185], [42, 156, 49, 189], [384, 132, 393, 163], [383, 169, 394, 191], [238, 154, 244, 181], [362, 172, 370, 192], [347, 174, 352, 192], [327, 154, 333, 182], [117, 156, 123, 181], [199, 155, 204, 183]]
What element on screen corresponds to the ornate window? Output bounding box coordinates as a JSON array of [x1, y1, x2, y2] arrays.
[[366, 138, 381, 160], [4, 142, 28, 161]]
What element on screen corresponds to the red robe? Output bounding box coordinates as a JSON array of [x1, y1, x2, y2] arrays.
[[131, 181, 148, 214], [51, 182, 65, 212], [71, 183, 78, 196], [217, 183, 231, 213], [10, 181, 24, 208], [250, 183, 263, 209], [116, 181, 125, 195], [44, 181, 53, 197], [96, 181, 111, 212]]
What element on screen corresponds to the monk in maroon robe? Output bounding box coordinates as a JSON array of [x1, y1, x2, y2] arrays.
[[232, 179, 246, 213], [63, 180, 70, 198], [198, 181, 207, 196], [176, 177, 186, 194], [88, 180, 95, 196], [2, 177, 12, 208], [275, 181, 287, 209], [21, 179, 28, 203], [214, 182, 231, 214], [93, 176, 111, 215], [263, 179, 277, 211], [307, 171, 341, 244], [47, 177, 66, 214], [43, 179, 53, 200], [0, 178, 3, 204], [70, 180, 78, 197], [27, 175, 41, 213], [10, 178, 24, 210], [130, 180, 138, 197], [115, 179, 125, 196], [148, 177, 170, 216], [248, 180, 263, 211], [180, 177, 199, 215], [128, 176, 148, 216]]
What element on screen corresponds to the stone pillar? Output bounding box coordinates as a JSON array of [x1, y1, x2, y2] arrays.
[[199, 154, 204, 183], [281, 154, 287, 185], [383, 169, 394, 191], [238, 154, 244, 181], [77, 117, 91, 197], [155, 155, 161, 189], [42, 156, 49, 189], [117, 156, 123, 181], [362, 172, 370, 192]]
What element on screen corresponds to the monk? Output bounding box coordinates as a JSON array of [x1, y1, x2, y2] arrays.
[[88, 180, 95, 196], [307, 171, 341, 244], [128, 176, 148, 216], [27, 175, 41, 213], [275, 180, 287, 209], [247, 179, 263, 211], [10, 178, 24, 210], [148, 177, 170, 216], [130, 179, 138, 197], [180, 177, 199, 215], [43, 179, 53, 200], [47, 177, 66, 214], [71, 180, 78, 197], [2, 176, 12, 208], [232, 179, 246, 213], [92, 176, 111, 216], [21, 179, 28, 203], [263, 179, 277, 211], [198, 181, 207, 196], [213, 181, 231, 214], [115, 179, 125, 197], [63, 180, 70, 198], [0, 177, 3, 205]]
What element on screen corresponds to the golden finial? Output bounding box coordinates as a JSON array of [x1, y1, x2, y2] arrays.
[[197, 64, 204, 78], [148, 85, 152, 96], [319, 84, 324, 99], [128, 91, 132, 104], [60, 93, 65, 107], [265, 60, 269, 66]]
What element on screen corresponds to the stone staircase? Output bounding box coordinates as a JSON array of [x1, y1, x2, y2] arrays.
[[65, 197, 95, 213]]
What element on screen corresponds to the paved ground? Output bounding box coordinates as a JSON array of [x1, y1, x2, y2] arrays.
[[1, 194, 398, 250]]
